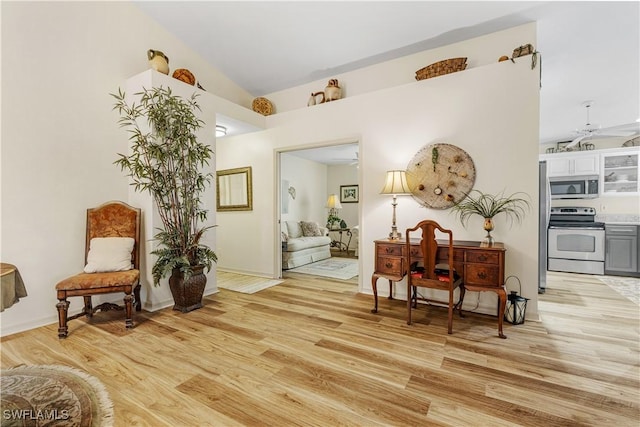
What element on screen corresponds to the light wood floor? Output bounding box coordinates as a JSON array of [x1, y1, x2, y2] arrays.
[[1, 271, 638, 426]]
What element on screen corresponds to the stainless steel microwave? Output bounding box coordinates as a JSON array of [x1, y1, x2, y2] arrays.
[[549, 175, 599, 199]]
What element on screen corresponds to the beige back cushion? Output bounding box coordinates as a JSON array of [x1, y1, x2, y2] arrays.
[[286, 221, 303, 238]]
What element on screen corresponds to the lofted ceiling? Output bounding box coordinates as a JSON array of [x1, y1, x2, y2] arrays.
[[135, 1, 639, 160]]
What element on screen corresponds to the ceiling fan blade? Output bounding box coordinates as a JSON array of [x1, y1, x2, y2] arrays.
[[565, 134, 589, 149], [597, 130, 637, 137], [600, 121, 640, 133]]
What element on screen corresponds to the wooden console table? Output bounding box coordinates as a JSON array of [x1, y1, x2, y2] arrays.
[[371, 238, 507, 338]]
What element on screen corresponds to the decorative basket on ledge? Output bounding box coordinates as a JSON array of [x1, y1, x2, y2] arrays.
[[415, 57, 467, 81]]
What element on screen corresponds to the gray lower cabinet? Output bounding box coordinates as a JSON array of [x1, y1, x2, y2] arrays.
[[605, 224, 639, 277]]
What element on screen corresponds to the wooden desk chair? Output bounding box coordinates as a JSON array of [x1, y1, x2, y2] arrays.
[[406, 220, 465, 334], [55, 201, 141, 338]]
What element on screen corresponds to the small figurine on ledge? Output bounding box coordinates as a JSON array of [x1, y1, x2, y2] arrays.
[[148, 49, 169, 75], [308, 79, 342, 106]]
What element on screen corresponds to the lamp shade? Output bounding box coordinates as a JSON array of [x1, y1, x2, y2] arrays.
[[326, 194, 342, 209], [380, 170, 412, 195]]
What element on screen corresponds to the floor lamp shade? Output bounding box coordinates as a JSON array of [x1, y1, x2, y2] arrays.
[[380, 170, 411, 240]]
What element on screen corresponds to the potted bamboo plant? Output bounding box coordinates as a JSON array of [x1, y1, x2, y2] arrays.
[[112, 86, 217, 312], [451, 189, 530, 245]]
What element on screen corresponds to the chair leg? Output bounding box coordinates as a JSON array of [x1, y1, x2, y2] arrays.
[[124, 293, 134, 329], [134, 283, 142, 312], [56, 299, 69, 339], [83, 296, 93, 318], [446, 289, 454, 334]]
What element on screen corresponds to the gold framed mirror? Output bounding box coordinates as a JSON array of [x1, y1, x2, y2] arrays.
[[216, 166, 253, 211]]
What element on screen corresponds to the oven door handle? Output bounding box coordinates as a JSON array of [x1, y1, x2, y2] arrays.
[[549, 226, 604, 230]]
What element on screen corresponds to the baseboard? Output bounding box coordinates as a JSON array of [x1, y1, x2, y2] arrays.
[[143, 287, 219, 312], [217, 267, 276, 279]]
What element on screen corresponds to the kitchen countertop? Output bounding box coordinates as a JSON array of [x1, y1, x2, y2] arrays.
[[596, 214, 640, 225]]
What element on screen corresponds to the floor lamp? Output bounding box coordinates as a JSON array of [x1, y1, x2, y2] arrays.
[[380, 170, 412, 240]]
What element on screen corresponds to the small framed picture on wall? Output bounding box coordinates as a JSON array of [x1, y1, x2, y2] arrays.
[[340, 185, 359, 203]]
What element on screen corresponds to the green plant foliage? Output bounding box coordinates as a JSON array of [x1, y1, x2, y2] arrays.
[[112, 87, 217, 285], [451, 189, 530, 227], [327, 213, 342, 228]]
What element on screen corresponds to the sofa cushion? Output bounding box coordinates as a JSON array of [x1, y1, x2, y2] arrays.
[[286, 221, 303, 238], [285, 236, 331, 252], [301, 221, 323, 237]]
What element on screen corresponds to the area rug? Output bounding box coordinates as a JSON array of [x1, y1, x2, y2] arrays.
[[1, 364, 114, 427], [598, 276, 640, 305], [218, 278, 284, 294], [287, 258, 358, 280]]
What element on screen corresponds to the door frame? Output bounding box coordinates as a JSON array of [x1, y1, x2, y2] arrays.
[[274, 138, 362, 279]]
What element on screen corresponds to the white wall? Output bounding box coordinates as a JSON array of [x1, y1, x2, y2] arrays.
[[0, 2, 253, 335], [280, 153, 328, 226], [216, 23, 540, 319], [266, 23, 536, 113]]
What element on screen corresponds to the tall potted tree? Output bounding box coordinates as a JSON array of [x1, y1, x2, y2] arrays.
[[112, 86, 217, 312]]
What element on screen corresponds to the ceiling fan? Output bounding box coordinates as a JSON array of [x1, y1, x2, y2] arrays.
[[564, 101, 640, 149], [349, 152, 359, 166]]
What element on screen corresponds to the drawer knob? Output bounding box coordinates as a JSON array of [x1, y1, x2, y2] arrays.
[[385, 262, 393, 268], [410, 250, 419, 256], [477, 271, 487, 279], [385, 247, 393, 253], [477, 255, 487, 262]]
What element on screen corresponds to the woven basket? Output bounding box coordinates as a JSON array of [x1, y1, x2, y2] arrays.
[[252, 97, 274, 116], [415, 57, 467, 81]]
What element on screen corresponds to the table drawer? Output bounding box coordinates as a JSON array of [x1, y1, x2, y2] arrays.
[[377, 243, 403, 257], [376, 256, 404, 276], [466, 251, 500, 265], [465, 264, 500, 287], [436, 247, 464, 262]]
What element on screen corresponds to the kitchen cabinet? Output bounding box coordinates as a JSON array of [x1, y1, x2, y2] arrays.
[[544, 153, 599, 177], [601, 149, 639, 195], [605, 224, 639, 277]]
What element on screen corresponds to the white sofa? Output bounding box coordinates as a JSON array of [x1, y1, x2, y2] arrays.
[[282, 221, 331, 269]]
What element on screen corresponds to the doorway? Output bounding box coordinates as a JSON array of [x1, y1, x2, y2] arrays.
[[276, 141, 360, 279]]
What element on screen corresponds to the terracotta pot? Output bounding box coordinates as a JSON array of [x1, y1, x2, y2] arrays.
[[168, 265, 207, 313]]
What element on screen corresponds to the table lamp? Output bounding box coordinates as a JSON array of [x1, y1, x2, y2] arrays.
[[325, 194, 343, 229], [380, 170, 412, 240]]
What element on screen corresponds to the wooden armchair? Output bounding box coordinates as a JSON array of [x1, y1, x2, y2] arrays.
[[406, 220, 465, 334], [55, 201, 141, 338]]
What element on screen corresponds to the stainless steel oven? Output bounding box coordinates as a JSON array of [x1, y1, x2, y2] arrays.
[[548, 207, 605, 275]]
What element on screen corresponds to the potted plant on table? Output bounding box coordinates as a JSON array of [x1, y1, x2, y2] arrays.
[[451, 189, 530, 245], [112, 86, 217, 312]]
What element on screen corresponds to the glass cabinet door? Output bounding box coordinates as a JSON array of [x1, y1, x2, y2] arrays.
[[602, 150, 639, 195]]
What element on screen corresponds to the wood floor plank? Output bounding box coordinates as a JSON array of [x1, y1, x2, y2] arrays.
[[1, 270, 638, 426]]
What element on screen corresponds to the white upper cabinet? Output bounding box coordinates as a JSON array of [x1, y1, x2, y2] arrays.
[[544, 152, 599, 177]]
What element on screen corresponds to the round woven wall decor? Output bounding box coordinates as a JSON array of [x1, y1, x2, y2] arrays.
[[406, 142, 476, 209], [252, 97, 274, 116]]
